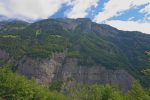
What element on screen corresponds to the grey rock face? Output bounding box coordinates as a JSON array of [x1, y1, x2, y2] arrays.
[[0, 50, 134, 92], [17, 52, 66, 84], [55, 59, 134, 92], [0, 49, 9, 60], [17, 56, 134, 92]]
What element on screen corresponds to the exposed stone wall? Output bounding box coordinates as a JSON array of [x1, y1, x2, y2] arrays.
[[55, 59, 134, 92], [0, 50, 134, 92]]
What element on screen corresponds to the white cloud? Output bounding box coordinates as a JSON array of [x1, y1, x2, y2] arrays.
[[0, 0, 71, 21], [0, 2, 9, 16], [0, 0, 99, 21], [140, 3, 150, 22], [65, 0, 99, 18], [93, 0, 150, 34], [106, 20, 150, 34], [140, 4, 150, 14], [94, 0, 150, 23], [128, 17, 135, 21]]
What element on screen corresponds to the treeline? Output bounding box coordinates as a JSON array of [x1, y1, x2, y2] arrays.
[[0, 34, 70, 59], [0, 67, 150, 100]]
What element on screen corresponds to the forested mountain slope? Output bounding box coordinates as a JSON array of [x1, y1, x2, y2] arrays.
[[0, 18, 150, 90]]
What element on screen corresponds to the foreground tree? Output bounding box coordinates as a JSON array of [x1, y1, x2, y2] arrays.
[[126, 81, 150, 100], [0, 67, 67, 100]]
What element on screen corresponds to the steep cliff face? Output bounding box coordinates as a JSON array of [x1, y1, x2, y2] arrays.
[[0, 49, 134, 92], [55, 59, 134, 92], [16, 52, 66, 84], [9, 52, 134, 92]]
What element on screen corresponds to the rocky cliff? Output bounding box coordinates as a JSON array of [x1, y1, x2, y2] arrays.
[[0, 49, 134, 92], [57, 59, 134, 92]]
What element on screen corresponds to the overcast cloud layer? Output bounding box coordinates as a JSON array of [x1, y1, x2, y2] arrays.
[[0, 0, 150, 34]]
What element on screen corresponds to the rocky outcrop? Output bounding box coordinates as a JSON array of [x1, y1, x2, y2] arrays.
[[17, 56, 134, 92], [0, 49, 9, 60], [0, 50, 134, 92], [16, 52, 66, 84], [55, 59, 134, 92]]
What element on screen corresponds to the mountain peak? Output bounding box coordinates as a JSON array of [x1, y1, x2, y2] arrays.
[[75, 18, 91, 22]]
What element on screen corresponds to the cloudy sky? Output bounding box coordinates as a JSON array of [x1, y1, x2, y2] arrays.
[[0, 0, 150, 34]]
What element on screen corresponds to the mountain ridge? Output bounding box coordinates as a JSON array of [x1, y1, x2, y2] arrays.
[[0, 18, 150, 90]]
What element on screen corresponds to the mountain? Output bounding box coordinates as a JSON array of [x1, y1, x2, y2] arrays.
[[0, 15, 19, 22], [0, 15, 10, 21], [0, 18, 150, 92]]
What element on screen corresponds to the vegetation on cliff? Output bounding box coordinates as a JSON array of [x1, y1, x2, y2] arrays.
[[0, 67, 150, 100]]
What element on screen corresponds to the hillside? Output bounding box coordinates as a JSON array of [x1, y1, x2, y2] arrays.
[[0, 18, 150, 90]]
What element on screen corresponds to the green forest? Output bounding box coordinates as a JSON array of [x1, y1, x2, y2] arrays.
[[0, 66, 150, 100]]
